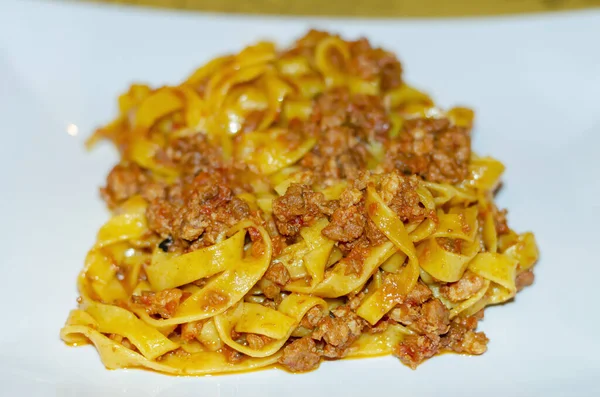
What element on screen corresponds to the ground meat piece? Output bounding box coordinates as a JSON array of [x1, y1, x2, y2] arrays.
[[440, 271, 486, 302], [258, 278, 281, 300], [321, 344, 345, 359], [346, 291, 366, 311], [384, 118, 471, 184], [140, 182, 166, 204], [170, 348, 191, 358], [231, 328, 244, 343], [318, 126, 356, 157], [394, 334, 440, 369], [132, 288, 183, 319], [345, 93, 390, 139], [389, 303, 419, 326], [437, 237, 463, 254], [364, 218, 388, 245], [340, 242, 370, 274], [375, 276, 432, 316], [301, 131, 367, 181], [246, 225, 269, 258], [121, 338, 137, 352], [322, 205, 366, 242], [221, 345, 245, 363], [455, 331, 488, 355], [412, 299, 450, 336], [271, 235, 288, 257], [404, 282, 434, 305], [352, 171, 371, 191], [164, 133, 224, 177], [272, 184, 329, 236], [146, 199, 174, 239], [380, 60, 403, 92], [339, 187, 363, 208], [178, 184, 244, 241], [181, 321, 204, 342], [390, 293, 449, 336], [369, 320, 390, 334], [495, 208, 510, 235], [101, 163, 148, 209], [300, 306, 325, 329], [108, 334, 138, 352], [199, 289, 229, 310], [379, 283, 431, 326], [348, 38, 403, 91], [300, 88, 390, 182], [246, 334, 273, 350], [260, 299, 279, 310], [516, 270, 535, 291], [279, 337, 321, 372], [379, 173, 427, 223], [264, 262, 291, 286], [312, 306, 365, 358], [146, 174, 250, 248], [313, 316, 350, 348], [441, 316, 488, 355]]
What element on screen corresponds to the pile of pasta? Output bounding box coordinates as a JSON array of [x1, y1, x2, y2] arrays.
[[61, 31, 538, 375]]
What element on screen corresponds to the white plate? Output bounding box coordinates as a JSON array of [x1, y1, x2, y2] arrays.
[[1, 1, 599, 396]]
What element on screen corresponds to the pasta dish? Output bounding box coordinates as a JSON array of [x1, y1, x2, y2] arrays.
[[60, 30, 539, 374]]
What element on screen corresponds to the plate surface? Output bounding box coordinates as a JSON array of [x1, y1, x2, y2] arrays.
[[1, 1, 599, 396]]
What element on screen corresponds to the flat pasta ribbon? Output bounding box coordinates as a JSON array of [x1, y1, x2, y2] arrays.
[[416, 236, 481, 283], [61, 309, 280, 375], [285, 241, 396, 297], [214, 294, 327, 357], [275, 218, 334, 284], [356, 186, 420, 325], [78, 300, 179, 360], [146, 230, 246, 291], [346, 324, 414, 358], [132, 222, 272, 326], [236, 129, 317, 175], [468, 252, 518, 295], [94, 196, 148, 248]]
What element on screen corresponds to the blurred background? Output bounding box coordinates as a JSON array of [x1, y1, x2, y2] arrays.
[[80, 0, 600, 17]]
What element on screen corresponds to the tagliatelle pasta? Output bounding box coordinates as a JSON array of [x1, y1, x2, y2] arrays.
[[61, 30, 539, 374]]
